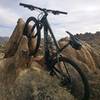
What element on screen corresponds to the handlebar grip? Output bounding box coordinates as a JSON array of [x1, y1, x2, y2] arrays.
[[57, 11, 68, 15], [20, 3, 27, 7], [52, 11, 67, 15], [19, 3, 35, 10], [19, 3, 23, 6]]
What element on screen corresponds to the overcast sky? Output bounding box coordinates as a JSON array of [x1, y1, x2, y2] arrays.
[[0, 0, 100, 39]]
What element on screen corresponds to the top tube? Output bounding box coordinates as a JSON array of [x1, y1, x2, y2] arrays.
[[20, 3, 68, 15]]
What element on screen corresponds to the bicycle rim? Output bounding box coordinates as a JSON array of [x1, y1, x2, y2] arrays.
[[52, 57, 90, 100]]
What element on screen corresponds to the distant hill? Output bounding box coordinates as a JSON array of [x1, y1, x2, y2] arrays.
[[75, 31, 100, 55], [75, 31, 100, 42], [0, 36, 9, 44]]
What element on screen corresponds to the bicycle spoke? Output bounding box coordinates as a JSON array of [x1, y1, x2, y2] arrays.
[[62, 61, 72, 81], [53, 65, 63, 79]]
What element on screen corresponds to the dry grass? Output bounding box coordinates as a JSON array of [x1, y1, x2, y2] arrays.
[[0, 60, 75, 100]]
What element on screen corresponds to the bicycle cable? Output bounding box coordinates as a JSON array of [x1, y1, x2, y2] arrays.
[[37, 12, 44, 21]]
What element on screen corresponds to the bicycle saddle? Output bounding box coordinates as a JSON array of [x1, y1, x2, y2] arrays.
[[66, 31, 82, 50]]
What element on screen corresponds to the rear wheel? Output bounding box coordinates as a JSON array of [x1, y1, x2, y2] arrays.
[[23, 17, 41, 56], [52, 57, 90, 100]]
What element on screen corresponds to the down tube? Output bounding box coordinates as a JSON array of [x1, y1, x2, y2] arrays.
[[44, 20, 51, 69], [46, 19, 60, 50]]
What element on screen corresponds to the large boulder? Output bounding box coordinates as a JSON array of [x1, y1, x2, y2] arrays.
[[4, 18, 24, 58], [59, 37, 99, 73], [4, 18, 35, 58], [76, 33, 100, 68]]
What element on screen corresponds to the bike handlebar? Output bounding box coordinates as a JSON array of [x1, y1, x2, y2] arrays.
[[20, 3, 68, 15]]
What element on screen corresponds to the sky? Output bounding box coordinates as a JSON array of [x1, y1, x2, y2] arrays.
[[0, 0, 100, 39]]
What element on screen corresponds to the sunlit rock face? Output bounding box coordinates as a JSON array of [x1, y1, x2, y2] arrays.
[[4, 18, 35, 58], [4, 18, 25, 58], [75, 32, 100, 68]]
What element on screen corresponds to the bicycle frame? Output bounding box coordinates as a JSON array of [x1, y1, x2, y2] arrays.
[[19, 3, 90, 99], [39, 12, 70, 71]]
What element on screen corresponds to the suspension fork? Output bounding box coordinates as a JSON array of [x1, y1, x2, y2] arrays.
[[43, 19, 52, 71]]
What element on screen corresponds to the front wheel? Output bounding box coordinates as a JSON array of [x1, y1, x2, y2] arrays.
[[23, 17, 41, 56], [52, 57, 90, 100]]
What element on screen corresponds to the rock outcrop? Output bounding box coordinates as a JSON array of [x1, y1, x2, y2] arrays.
[[75, 32, 100, 68], [58, 37, 99, 73]]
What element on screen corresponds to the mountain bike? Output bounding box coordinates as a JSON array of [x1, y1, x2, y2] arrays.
[[20, 3, 90, 100]]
